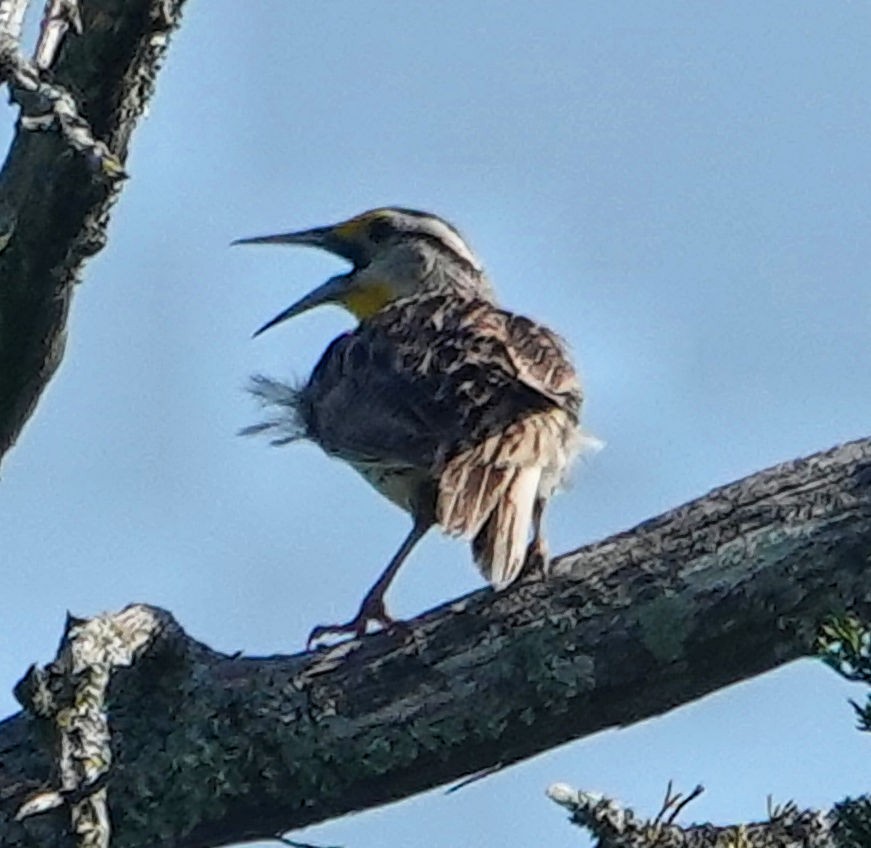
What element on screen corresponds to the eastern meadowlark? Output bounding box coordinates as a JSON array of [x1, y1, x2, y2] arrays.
[[236, 208, 584, 645]]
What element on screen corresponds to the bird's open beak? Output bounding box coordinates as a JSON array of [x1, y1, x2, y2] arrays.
[[249, 273, 350, 337], [234, 223, 363, 337]]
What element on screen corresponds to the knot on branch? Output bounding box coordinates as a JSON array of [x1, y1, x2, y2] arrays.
[[13, 604, 181, 847]]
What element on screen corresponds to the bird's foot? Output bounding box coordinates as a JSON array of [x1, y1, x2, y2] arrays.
[[306, 592, 397, 649], [522, 538, 549, 580]]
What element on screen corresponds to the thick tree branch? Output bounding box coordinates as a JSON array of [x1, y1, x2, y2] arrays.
[[0, 0, 187, 464], [1, 436, 870, 848]]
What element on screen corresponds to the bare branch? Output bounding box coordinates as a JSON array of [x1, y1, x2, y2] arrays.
[[667, 785, 705, 826], [0, 0, 187, 465], [0, 36, 126, 178], [547, 782, 843, 848], [34, 0, 82, 70], [0, 436, 869, 847], [0, 0, 28, 44]]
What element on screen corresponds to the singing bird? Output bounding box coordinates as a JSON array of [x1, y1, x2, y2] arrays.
[[236, 208, 584, 645]]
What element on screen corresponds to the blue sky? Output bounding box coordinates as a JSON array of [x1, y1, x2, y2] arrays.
[[1, 3, 869, 846]]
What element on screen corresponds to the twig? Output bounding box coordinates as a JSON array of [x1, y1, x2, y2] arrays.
[[274, 836, 343, 848], [445, 763, 505, 793], [653, 779, 677, 825], [667, 784, 704, 825], [652, 780, 704, 826]]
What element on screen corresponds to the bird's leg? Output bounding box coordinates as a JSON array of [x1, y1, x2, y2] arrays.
[[307, 519, 432, 648], [523, 495, 549, 578]]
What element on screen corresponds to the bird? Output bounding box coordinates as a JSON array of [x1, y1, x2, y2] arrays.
[[235, 207, 585, 646]]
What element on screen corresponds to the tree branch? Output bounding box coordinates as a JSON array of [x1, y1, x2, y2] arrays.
[[0, 0, 187, 465], [547, 781, 866, 847], [1, 436, 870, 848], [0, 0, 29, 45]]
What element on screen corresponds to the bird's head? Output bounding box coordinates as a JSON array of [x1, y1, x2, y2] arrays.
[[234, 207, 487, 336]]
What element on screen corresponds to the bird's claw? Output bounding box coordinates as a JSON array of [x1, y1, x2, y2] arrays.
[[522, 539, 549, 579], [306, 595, 396, 649]]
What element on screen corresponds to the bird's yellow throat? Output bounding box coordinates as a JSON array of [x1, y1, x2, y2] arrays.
[[342, 282, 394, 319]]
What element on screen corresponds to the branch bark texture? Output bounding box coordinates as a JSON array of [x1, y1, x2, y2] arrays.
[[1, 436, 870, 847], [0, 0, 186, 463]]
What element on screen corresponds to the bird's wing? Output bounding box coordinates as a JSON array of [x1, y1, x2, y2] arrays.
[[299, 295, 582, 470], [430, 301, 582, 414], [297, 329, 459, 470]]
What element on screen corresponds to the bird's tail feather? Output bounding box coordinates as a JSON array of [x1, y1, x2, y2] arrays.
[[438, 431, 513, 540], [240, 375, 307, 445], [471, 465, 541, 589], [437, 423, 545, 589]]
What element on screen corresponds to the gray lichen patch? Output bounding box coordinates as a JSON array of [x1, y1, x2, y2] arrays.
[[637, 594, 691, 664], [15, 605, 170, 848]]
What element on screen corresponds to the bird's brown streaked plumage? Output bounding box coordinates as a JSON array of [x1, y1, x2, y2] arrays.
[[238, 207, 585, 645]]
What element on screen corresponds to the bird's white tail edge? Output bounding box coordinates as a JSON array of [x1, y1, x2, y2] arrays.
[[473, 465, 542, 590]]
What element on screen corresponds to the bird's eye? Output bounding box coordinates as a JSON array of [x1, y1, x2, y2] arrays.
[[368, 218, 393, 243]]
